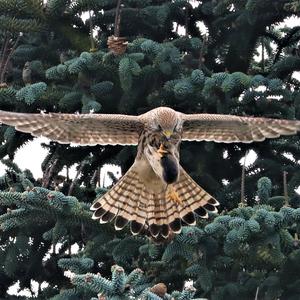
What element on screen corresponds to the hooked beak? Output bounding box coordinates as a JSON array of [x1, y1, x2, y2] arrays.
[[163, 130, 173, 139]]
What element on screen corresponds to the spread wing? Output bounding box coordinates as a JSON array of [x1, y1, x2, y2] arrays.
[[182, 113, 300, 143], [0, 110, 144, 145]]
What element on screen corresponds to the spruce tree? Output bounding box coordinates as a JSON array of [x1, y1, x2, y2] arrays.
[[0, 0, 300, 299]]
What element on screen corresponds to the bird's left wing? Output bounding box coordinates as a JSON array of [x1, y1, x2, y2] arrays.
[[181, 113, 300, 143], [0, 110, 144, 145]]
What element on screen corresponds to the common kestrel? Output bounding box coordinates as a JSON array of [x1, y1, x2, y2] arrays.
[[0, 107, 300, 238]]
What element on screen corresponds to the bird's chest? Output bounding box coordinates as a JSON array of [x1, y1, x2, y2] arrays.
[[133, 157, 167, 193], [137, 131, 180, 158], [138, 131, 161, 155], [135, 131, 180, 189]]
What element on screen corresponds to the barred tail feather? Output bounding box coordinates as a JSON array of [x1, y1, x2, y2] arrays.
[[91, 166, 144, 233], [91, 165, 219, 239], [174, 167, 219, 221], [130, 187, 147, 235]]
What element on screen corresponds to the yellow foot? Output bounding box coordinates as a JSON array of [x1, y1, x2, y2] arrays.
[[166, 185, 182, 205], [157, 144, 168, 157]]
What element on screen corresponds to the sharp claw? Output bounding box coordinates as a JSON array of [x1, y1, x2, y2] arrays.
[[166, 185, 182, 205], [157, 144, 168, 157]]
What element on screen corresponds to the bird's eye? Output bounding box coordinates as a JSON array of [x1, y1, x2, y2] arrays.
[[158, 124, 162, 131], [170, 133, 181, 142]]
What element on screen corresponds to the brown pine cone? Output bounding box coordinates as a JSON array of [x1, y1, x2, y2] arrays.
[[107, 35, 128, 55], [150, 283, 167, 298]]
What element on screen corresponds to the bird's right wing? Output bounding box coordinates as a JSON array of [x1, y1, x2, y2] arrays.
[[181, 113, 300, 143], [0, 110, 144, 145]]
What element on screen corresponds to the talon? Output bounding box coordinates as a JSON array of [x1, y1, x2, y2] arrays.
[[166, 185, 182, 204], [157, 144, 168, 157]]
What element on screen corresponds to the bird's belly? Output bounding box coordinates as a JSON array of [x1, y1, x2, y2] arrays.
[[133, 158, 167, 193], [140, 144, 179, 187]]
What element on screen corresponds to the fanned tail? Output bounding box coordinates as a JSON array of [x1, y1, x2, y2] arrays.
[[146, 166, 218, 239], [91, 165, 219, 240], [91, 166, 147, 234]]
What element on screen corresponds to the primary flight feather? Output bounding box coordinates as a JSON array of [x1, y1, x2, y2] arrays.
[[1, 107, 299, 239]]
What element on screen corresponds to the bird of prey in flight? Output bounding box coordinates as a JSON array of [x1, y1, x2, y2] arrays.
[[1, 107, 299, 239]]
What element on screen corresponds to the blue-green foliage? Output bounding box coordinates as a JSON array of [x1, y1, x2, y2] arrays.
[[0, 87, 16, 105], [69, 265, 144, 299], [68, 263, 198, 300], [16, 82, 47, 104], [81, 93, 102, 113], [190, 69, 205, 85], [46, 64, 68, 80], [119, 57, 133, 92], [3, 163, 300, 299], [58, 257, 94, 273], [7, 34, 292, 118], [257, 177, 272, 204], [91, 81, 114, 98], [58, 91, 82, 111]]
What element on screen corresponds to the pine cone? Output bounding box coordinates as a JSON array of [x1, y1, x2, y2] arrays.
[[107, 35, 128, 55], [150, 283, 167, 298], [0, 82, 8, 88]]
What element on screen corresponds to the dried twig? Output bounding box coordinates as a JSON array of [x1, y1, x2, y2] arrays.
[[107, 171, 118, 185], [261, 36, 265, 72], [91, 169, 98, 187], [184, 6, 189, 37], [198, 35, 207, 68], [42, 159, 59, 188], [0, 35, 10, 83], [68, 233, 72, 255], [254, 286, 259, 300], [114, 0, 122, 37], [240, 150, 249, 206], [283, 171, 289, 206], [81, 222, 88, 243], [0, 34, 9, 78], [0, 35, 20, 83], [68, 160, 86, 196], [88, 8, 96, 51], [66, 166, 69, 181], [98, 167, 102, 187]]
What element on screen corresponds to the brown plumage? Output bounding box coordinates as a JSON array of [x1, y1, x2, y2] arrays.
[[0, 107, 300, 239]]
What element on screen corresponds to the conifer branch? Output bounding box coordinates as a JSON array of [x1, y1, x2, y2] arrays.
[[114, 0, 122, 37], [0, 35, 20, 83]]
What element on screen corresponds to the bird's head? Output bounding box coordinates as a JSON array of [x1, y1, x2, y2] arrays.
[[148, 107, 182, 140]]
